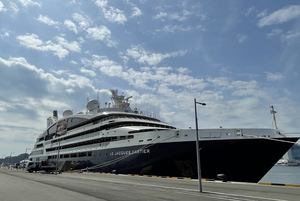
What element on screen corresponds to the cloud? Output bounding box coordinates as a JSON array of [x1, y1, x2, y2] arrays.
[[80, 67, 96, 77], [162, 25, 191, 33], [237, 34, 248, 43], [245, 6, 255, 16], [154, 12, 167, 20], [256, 9, 268, 18], [9, 2, 19, 14], [0, 31, 9, 37], [91, 55, 123, 77], [258, 5, 300, 27], [36, 15, 59, 26], [18, 0, 41, 8], [16, 34, 80, 59], [0, 1, 6, 12], [154, 6, 205, 22], [126, 45, 187, 66], [52, 70, 68, 75], [94, 0, 127, 24], [265, 72, 285, 81], [64, 20, 78, 34], [88, 55, 207, 91], [86, 25, 116, 47], [177, 67, 191, 74], [267, 28, 283, 38], [55, 37, 81, 53], [72, 13, 92, 29], [196, 25, 207, 31], [131, 7, 142, 17], [154, 10, 191, 21], [281, 31, 300, 41]]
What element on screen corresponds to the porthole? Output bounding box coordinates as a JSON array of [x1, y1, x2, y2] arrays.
[[184, 134, 188, 137]]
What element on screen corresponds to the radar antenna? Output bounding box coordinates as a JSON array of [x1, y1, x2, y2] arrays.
[[270, 105, 278, 129]]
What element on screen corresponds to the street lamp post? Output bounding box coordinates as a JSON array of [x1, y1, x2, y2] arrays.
[[194, 98, 206, 193]]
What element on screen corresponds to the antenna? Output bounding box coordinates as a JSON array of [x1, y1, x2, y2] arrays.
[[270, 105, 278, 129]]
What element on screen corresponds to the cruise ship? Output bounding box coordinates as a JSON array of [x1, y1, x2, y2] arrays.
[[28, 90, 300, 182]]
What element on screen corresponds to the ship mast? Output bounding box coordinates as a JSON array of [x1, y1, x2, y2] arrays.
[[269, 105, 278, 129]]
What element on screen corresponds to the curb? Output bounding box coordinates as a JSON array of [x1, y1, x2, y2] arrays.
[[259, 182, 300, 187], [77, 172, 300, 187]]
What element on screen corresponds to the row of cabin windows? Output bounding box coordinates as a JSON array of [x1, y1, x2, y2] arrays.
[[47, 135, 134, 152], [47, 151, 92, 159]]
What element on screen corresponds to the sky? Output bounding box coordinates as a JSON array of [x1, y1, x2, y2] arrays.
[[1, 0, 300, 157]]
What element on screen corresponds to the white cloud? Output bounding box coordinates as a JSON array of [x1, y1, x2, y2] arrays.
[[9, 2, 19, 13], [36, 15, 59, 26], [94, 0, 127, 24], [86, 26, 116, 47], [52, 70, 68, 75], [196, 25, 207, 31], [265, 72, 285, 81], [103, 7, 127, 24], [94, 0, 107, 7], [72, 13, 92, 29], [177, 67, 191, 74], [55, 37, 81, 53], [81, 58, 93, 67], [92, 55, 124, 77], [64, 20, 78, 34], [267, 28, 283, 38], [18, 0, 41, 8], [245, 6, 255, 16], [0, 31, 9, 37], [154, 9, 197, 21], [162, 25, 191, 33], [80, 67, 96, 77], [66, 88, 74, 94], [258, 5, 300, 27], [16, 34, 80, 59], [256, 9, 268, 18], [126, 45, 187, 66], [237, 34, 248, 43], [154, 12, 167, 20], [131, 7, 142, 17], [0, 1, 6, 12], [281, 31, 300, 41]]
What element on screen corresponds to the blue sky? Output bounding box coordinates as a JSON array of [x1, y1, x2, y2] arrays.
[[1, 0, 300, 157]]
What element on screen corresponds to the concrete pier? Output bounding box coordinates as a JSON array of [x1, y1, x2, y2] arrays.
[[0, 168, 299, 201]]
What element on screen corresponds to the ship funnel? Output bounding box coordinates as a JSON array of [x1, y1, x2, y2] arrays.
[[53, 110, 58, 117]]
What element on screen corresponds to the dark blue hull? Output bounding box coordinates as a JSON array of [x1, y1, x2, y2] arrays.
[[52, 138, 298, 183]]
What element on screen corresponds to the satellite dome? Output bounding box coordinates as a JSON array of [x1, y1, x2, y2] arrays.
[[62, 109, 73, 117], [87, 99, 100, 111]]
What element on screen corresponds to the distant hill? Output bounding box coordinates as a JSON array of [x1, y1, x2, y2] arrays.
[[0, 153, 29, 165]]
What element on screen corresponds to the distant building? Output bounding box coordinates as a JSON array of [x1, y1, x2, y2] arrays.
[[280, 144, 300, 165]]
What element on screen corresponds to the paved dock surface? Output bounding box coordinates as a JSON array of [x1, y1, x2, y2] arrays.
[[1, 168, 299, 201]]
